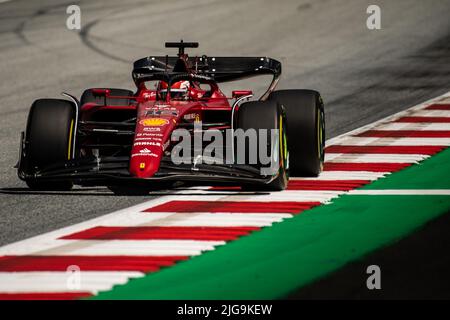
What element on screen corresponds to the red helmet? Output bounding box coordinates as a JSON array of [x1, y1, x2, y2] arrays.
[[158, 80, 190, 100]]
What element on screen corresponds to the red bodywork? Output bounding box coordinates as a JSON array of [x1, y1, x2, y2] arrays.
[[79, 84, 233, 179]]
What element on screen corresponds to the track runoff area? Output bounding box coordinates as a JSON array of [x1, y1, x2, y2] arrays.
[[0, 92, 450, 300]]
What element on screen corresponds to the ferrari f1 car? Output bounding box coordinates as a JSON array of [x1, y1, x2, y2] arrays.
[[17, 41, 325, 193]]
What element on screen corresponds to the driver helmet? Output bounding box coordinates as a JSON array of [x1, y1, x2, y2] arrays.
[[158, 80, 190, 100]]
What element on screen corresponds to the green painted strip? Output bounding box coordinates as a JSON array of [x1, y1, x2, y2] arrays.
[[92, 148, 450, 300], [362, 147, 450, 190]]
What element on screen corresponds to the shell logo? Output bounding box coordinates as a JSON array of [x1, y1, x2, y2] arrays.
[[140, 118, 169, 127]]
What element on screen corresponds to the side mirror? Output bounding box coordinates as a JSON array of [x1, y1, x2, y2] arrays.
[[92, 88, 110, 97], [232, 90, 253, 99]]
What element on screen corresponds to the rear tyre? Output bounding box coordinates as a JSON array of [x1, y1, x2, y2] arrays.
[[23, 99, 76, 190], [236, 100, 288, 191], [269, 90, 325, 177], [80, 88, 134, 106]]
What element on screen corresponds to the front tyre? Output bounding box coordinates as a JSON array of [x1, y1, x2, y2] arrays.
[[236, 100, 288, 191], [22, 99, 76, 190], [269, 90, 325, 177]]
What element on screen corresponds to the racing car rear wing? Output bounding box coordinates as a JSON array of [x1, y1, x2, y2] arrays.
[[132, 56, 282, 100]]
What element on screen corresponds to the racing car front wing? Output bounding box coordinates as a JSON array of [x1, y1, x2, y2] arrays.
[[18, 156, 276, 187]]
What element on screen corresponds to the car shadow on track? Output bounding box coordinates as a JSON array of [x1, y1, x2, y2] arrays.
[[0, 187, 270, 197], [0, 187, 116, 196]]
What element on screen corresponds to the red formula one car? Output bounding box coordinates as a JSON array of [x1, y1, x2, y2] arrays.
[[17, 41, 325, 194]]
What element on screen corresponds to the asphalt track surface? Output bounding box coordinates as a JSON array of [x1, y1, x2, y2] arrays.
[[1, 0, 450, 249]]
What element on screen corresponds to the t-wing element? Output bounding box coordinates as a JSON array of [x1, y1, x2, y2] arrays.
[[165, 40, 199, 56]]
